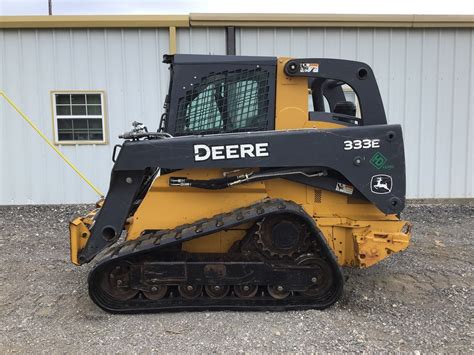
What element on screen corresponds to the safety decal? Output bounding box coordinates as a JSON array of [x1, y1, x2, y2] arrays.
[[300, 63, 319, 73], [335, 183, 354, 195], [369, 152, 394, 170], [370, 174, 393, 194]]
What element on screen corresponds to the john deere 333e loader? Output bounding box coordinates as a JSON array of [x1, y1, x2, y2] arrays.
[[70, 54, 411, 313]]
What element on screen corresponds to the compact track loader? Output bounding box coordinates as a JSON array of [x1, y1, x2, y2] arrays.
[[70, 54, 411, 313]]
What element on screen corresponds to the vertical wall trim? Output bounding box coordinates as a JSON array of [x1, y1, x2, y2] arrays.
[[169, 26, 176, 54], [226, 26, 236, 55]]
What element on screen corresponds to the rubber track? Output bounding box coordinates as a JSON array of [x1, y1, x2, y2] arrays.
[[88, 198, 344, 313]]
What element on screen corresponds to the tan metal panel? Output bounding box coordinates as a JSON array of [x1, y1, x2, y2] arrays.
[[190, 13, 474, 28], [1, 14, 473, 29], [169, 26, 177, 54], [0, 15, 190, 28]]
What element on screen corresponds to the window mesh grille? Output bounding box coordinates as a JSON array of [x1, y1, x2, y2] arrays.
[[175, 68, 270, 135]]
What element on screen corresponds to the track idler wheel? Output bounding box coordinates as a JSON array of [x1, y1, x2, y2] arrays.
[[100, 262, 139, 301], [234, 284, 258, 298], [178, 284, 203, 299], [205, 285, 230, 299], [296, 254, 333, 297]]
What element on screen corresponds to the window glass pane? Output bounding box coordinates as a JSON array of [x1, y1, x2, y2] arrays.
[[71, 94, 86, 104], [58, 132, 73, 141], [86, 94, 101, 104], [57, 119, 73, 129], [88, 119, 103, 129], [175, 69, 269, 135], [227, 80, 259, 129], [56, 105, 71, 115], [87, 105, 102, 115], [182, 83, 222, 132], [73, 119, 87, 129], [323, 97, 330, 112], [74, 132, 89, 140], [72, 105, 86, 115], [89, 132, 104, 141], [56, 94, 70, 104], [341, 84, 360, 118], [344, 91, 356, 103]]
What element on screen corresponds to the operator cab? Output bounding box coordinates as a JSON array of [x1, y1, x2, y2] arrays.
[[162, 54, 386, 136]]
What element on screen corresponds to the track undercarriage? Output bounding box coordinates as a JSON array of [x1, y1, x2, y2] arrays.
[[89, 199, 344, 312]]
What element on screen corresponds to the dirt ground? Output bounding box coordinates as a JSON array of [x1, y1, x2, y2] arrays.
[[0, 202, 472, 353]]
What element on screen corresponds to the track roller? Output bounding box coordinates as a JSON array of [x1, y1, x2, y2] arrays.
[[205, 285, 230, 299], [233, 284, 259, 298], [178, 284, 203, 299]]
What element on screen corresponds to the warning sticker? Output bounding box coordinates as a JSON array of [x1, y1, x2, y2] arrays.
[[299, 63, 319, 73], [335, 183, 354, 195]]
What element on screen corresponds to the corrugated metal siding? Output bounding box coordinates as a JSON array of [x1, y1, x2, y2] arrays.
[[0, 28, 170, 204], [177, 27, 226, 54], [237, 28, 474, 198], [0, 26, 472, 204]]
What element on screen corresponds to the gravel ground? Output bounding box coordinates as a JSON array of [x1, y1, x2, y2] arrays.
[[0, 202, 472, 353]]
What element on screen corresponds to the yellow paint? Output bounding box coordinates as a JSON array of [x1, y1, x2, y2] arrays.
[[274, 58, 308, 130], [70, 219, 89, 265], [69, 207, 100, 264], [353, 227, 411, 268], [0, 90, 104, 197], [126, 169, 267, 240]]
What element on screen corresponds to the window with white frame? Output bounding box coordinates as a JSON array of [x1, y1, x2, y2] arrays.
[[52, 92, 106, 143]]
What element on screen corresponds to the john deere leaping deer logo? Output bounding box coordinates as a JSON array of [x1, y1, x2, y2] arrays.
[[370, 174, 393, 194]]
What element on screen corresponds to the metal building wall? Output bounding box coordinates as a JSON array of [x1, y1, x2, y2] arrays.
[[236, 27, 474, 198], [0, 27, 226, 204], [177, 27, 226, 54], [0, 26, 472, 203], [0, 28, 170, 204]]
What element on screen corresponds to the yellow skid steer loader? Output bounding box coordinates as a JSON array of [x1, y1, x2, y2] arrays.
[[70, 54, 411, 312]]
